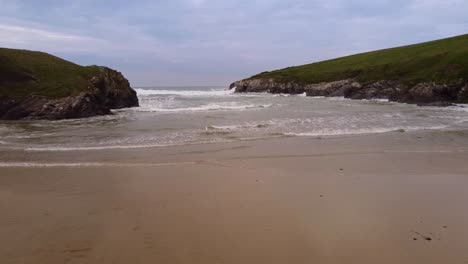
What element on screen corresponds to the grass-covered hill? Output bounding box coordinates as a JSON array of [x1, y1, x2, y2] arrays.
[[251, 34, 468, 85], [0, 48, 138, 120], [0, 48, 101, 98]]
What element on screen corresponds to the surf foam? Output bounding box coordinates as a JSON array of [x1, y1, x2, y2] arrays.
[[135, 88, 234, 97], [134, 103, 273, 113]]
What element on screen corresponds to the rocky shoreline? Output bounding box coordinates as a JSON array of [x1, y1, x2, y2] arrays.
[[230, 78, 468, 106], [0, 67, 139, 120]]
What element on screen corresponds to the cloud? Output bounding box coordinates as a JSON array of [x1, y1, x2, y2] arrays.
[[0, 0, 467, 86], [0, 23, 93, 41]]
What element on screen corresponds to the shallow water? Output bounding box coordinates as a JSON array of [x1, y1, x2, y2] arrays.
[[1, 86, 468, 152]]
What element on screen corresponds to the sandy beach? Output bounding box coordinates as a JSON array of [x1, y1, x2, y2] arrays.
[[1, 130, 468, 264], [2, 1, 468, 263]]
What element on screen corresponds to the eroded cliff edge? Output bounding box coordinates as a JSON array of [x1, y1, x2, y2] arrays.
[[230, 78, 468, 106], [0, 67, 139, 120], [0, 48, 139, 120]]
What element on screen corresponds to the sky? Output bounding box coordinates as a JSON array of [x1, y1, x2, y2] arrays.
[[1, 0, 467, 86]]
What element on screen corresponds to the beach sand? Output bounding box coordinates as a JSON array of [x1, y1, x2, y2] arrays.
[[1, 130, 468, 264]]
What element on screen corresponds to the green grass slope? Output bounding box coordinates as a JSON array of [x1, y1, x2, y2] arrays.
[[251, 34, 468, 85], [0, 48, 100, 98]]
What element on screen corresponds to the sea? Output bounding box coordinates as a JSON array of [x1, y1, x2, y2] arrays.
[[1, 86, 468, 152]]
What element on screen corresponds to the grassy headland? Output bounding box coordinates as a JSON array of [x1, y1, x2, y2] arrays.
[[251, 34, 468, 85], [0, 48, 100, 98]]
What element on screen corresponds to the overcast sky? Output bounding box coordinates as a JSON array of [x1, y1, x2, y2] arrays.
[[1, 0, 467, 86]]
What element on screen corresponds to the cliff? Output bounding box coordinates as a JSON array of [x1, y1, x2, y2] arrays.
[[230, 78, 468, 106], [0, 48, 139, 120], [230, 34, 468, 106]]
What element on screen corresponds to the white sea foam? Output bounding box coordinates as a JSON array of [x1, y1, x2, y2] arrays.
[[23, 140, 230, 152], [135, 88, 234, 97], [24, 142, 179, 152], [283, 125, 449, 137], [0, 161, 199, 168], [450, 104, 468, 112], [4, 133, 57, 139], [273, 93, 308, 97], [207, 123, 271, 130], [134, 103, 273, 113], [207, 118, 313, 131], [326, 97, 350, 101], [372, 99, 391, 102], [321, 97, 391, 103], [15, 123, 454, 152]]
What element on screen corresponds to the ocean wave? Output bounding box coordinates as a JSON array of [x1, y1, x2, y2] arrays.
[[3, 133, 58, 139], [25, 143, 178, 151], [273, 93, 307, 97], [21, 132, 284, 152], [206, 123, 271, 130], [283, 125, 449, 137], [206, 118, 313, 131], [133, 103, 273, 113], [309, 96, 392, 103], [135, 88, 234, 97], [23, 139, 234, 152], [13, 124, 454, 152], [450, 104, 468, 112]]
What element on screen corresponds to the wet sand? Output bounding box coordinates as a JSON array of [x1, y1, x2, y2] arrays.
[[1, 130, 468, 264]]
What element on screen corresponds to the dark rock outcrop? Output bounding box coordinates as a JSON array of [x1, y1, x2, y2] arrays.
[[230, 78, 468, 106], [230, 78, 305, 94], [0, 67, 139, 120], [88, 67, 139, 110]]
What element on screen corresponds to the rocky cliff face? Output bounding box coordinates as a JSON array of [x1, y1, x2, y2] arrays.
[[230, 78, 468, 106], [0, 67, 139, 120]]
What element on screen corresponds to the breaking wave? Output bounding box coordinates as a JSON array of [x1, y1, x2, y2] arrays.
[[134, 103, 273, 113], [135, 88, 235, 97], [283, 125, 450, 137]]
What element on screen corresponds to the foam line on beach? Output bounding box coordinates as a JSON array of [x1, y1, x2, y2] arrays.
[[0, 161, 200, 168]]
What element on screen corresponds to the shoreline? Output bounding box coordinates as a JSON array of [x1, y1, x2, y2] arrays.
[[1, 125, 467, 154]]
